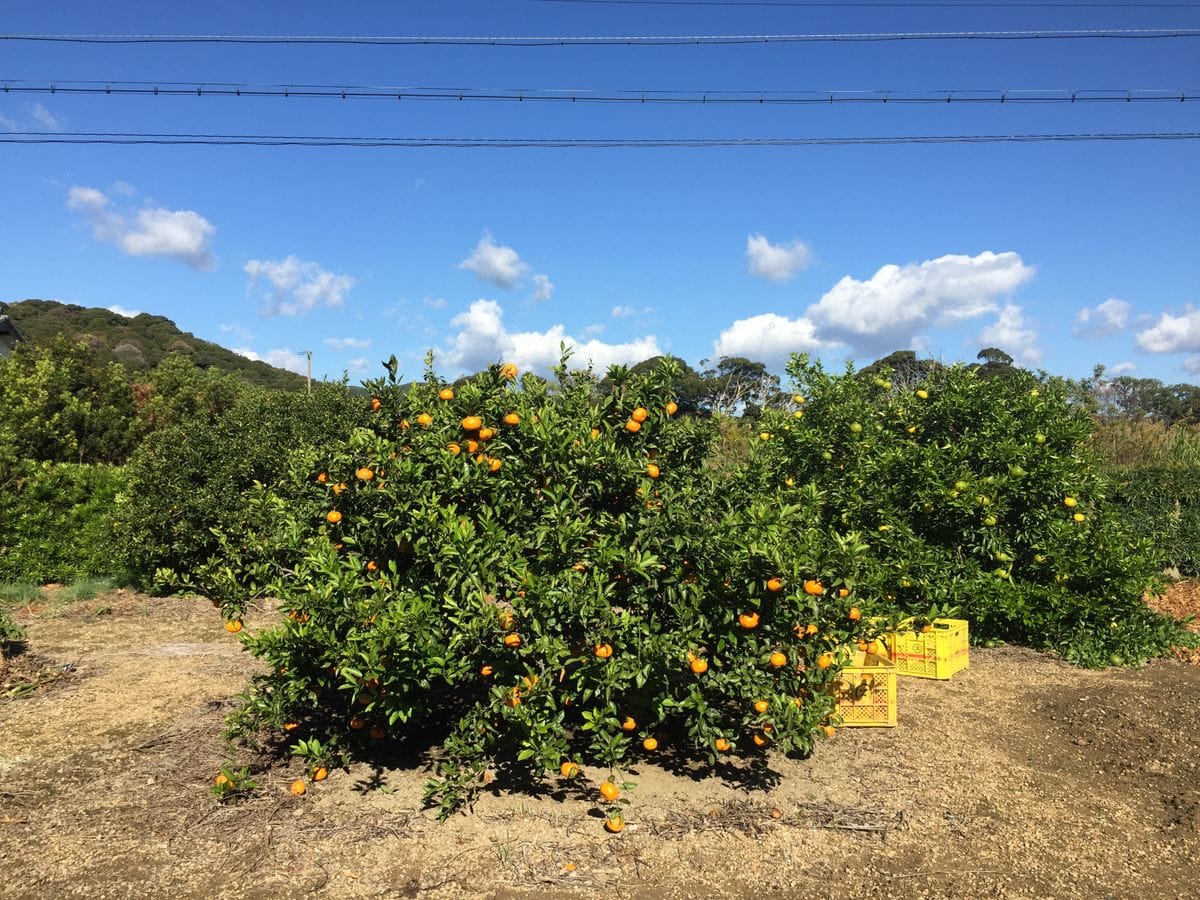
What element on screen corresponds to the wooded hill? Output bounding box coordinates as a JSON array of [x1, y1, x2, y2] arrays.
[[5, 299, 305, 391]]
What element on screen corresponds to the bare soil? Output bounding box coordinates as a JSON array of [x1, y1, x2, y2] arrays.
[[2, 588, 1199, 900]]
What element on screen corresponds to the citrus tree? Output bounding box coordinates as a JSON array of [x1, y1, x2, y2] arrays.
[[226, 356, 879, 824]]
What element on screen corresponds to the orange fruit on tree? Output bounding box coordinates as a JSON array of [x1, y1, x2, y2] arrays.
[[283, 721, 299, 732], [642, 737, 658, 751], [599, 781, 620, 802], [665, 400, 678, 416], [399, 418, 410, 430], [805, 623, 819, 636], [332, 482, 347, 495], [356, 466, 374, 481], [631, 407, 649, 423], [624, 419, 641, 433], [560, 761, 579, 779], [604, 814, 625, 834], [313, 767, 328, 782], [225, 620, 243, 634], [370, 397, 381, 411], [438, 387, 454, 401], [803, 579, 824, 596], [416, 412, 433, 427], [753, 733, 768, 747], [769, 651, 787, 668], [461, 415, 483, 431], [447, 442, 461, 456], [366, 561, 378, 572], [316, 471, 328, 483], [499, 363, 519, 380], [766, 577, 784, 593], [503, 412, 520, 426], [478, 427, 496, 441], [480, 665, 494, 676], [489, 458, 503, 472], [349, 715, 366, 730], [290, 780, 307, 796], [848, 607, 862, 621], [465, 439, 479, 453], [590, 427, 601, 440], [326, 510, 342, 524], [646, 463, 660, 479], [823, 725, 837, 738], [690, 658, 708, 674], [594, 643, 613, 659], [503, 633, 522, 648], [838, 587, 850, 598], [738, 612, 760, 629], [715, 738, 731, 752], [816, 652, 834, 670], [621, 716, 636, 731], [753, 699, 769, 714]]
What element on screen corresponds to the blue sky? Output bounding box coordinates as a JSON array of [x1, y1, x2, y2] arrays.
[[2, 0, 1198, 384]]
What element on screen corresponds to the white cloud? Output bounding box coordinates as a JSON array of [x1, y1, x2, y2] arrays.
[[1108, 361, 1137, 376], [1074, 298, 1130, 338], [67, 185, 216, 269], [712, 313, 832, 368], [531, 273, 554, 303], [422, 295, 448, 310], [30, 102, 61, 131], [323, 337, 372, 350], [348, 357, 370, 371], [443, 299, 662, 375], [806, 251, 1035, 353], [1185, 356, 1200, 377], [976, 304, 1042, 367], [232, 347, 309, 375], [107, 304, 142, 318], [0, 111, 17, 131], [244, 255, 356, 317], [458, 231, 529, 289], [1136, 307, 1200, 354], [746, 233, 812, 283], [219, 322, 253, 342]]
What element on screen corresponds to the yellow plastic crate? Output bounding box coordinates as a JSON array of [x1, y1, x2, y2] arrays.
[[887, 618, 970, 680], [831, 649, 897, 727]]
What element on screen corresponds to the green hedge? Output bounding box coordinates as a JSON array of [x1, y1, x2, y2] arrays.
[[1107, 466, 1200, 577], [0, 461, 125, 583]]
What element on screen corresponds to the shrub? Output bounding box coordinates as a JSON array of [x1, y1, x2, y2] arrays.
[[750, 356, 1186, 667], [1106, 467, 1200, 577], [226, 358, 880, 823], [0, 461, 125, 584]]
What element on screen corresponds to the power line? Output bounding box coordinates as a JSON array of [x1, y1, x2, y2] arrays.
[[3, 28, 1200, 47], [6, 80, 1197, 106], [3, 130, 1197, 148]]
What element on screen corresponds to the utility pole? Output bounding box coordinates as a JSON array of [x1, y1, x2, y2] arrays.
[[303, 350, 312, 395]]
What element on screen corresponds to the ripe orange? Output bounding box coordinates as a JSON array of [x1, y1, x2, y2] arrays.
[[838, 587, 850, 598], [753, 699, 769, 714], [283, 721, 299, 732], [715, 738, 731, 752], [503, 412, 520, 426], [738, 612, 760, 629], [766, 577, 784, 592], [806, 623, 819, 637], [642, 737, 658, 751], [416, 412, 433, 427], [823, 725, 837, 738], [313, 767, 328, 781], [399, 418, 410, 430], [447, 442, 461, 456], [803, 579, 824, 596], [604, 814, 625, 833], [356, 466, 374, 482], [631, 407, 649, 423], [325, 510, 342, 524], [769, 651, 787, 668], [225, 620, 243, 634], [752, 733, 768, 747], [690, 658, 708, 674], [369, 725, 386, 740], [503, 633, 522, 648], [478, 427, 496, 441], [560, 761, 579, 778], [665, 400, 678, 416], [349, 715, 366, 730], [599, 781, 620, 802], [848, 607, 862, 621], [438, 387, 454, 401], [504, 689, 522, 707], [461, 415, 483, 431], [594, 643, 613, 659], [466, 439, 479, 453], [332, 482, 347, 495], [290, 780, 307, 796], [624, 419, 641, 433], [621, 716, 636, 731], [366, 561, 378, 572], [646, 463, 660, 479], [480, 665, 494, 676], [214, 773, 229, 786], [316, 471, 328, 484], [499, 363, 519, 380], [816, 652, 834, 670], [370, 397, 381, 411], [489, 458, 503, 473]]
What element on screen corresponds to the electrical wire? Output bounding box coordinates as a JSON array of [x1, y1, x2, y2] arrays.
[[3, 130, 1197, 147], [3, 28, 1200, 46], [5, 80, 1198, 105]]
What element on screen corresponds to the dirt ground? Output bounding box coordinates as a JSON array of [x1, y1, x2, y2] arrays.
[[2, 588, 1199, 900]]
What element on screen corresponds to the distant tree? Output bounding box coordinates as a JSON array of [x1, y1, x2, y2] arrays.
[[699, 356, 783, 418], [1097, 374, 1200, 424], [857, 349, 940, 386], [973, 347, 1020, 380]]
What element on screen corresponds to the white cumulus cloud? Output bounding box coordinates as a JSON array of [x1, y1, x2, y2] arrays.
[[531, 273, 554, 303], [806, 251, 1035, 354], [1136, 308, 1200, 354], [458, 231, 529, 289], [30, 102, 61, 130], [712, 313, 831, 368], [244, 256, 356, 317], [323, 337, 372, 350], [232, 347, 309, 375], [1108, 361, 1137, 376], [107, 304, 142, 318], [67, 185, 216, 270], [976, 304, 1042, 367], [443, 299, 662, 375], [746, 233, 812, 283], [1074, 298, 1131, 338], [1185, 356, 1200, 377]]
